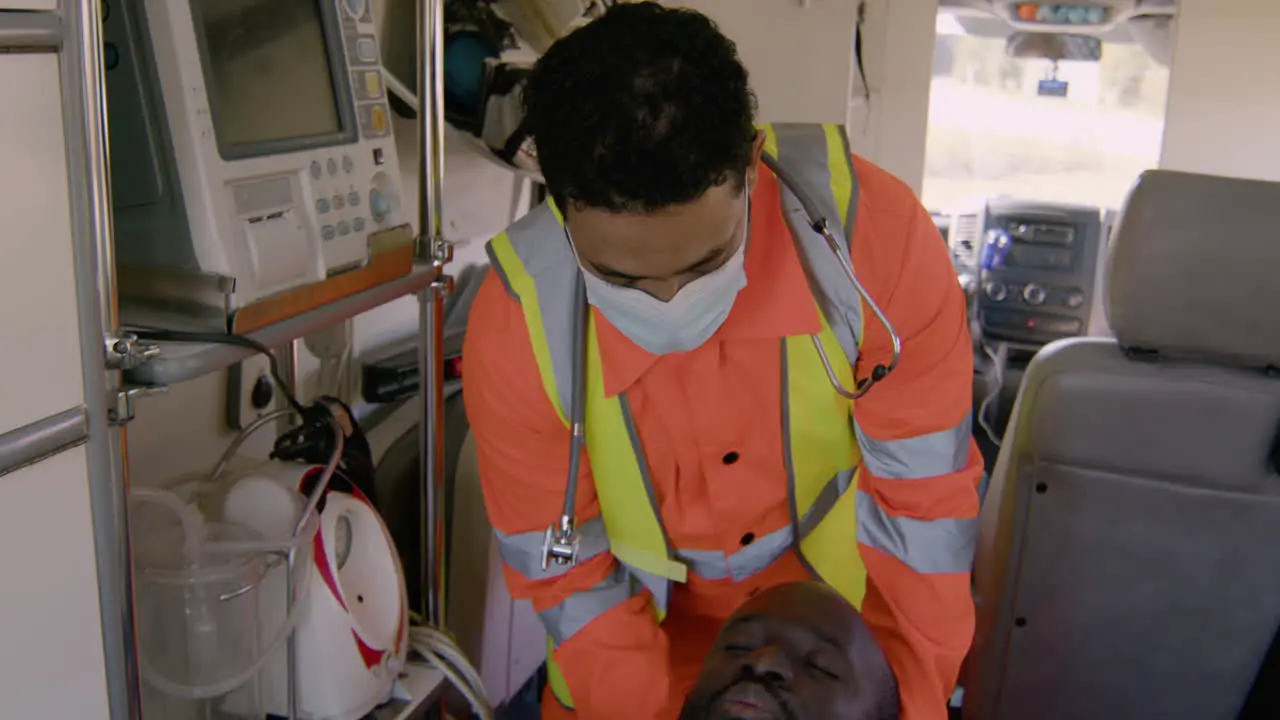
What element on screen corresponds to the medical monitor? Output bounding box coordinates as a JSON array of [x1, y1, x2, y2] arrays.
[[105, 0, 407, 323]]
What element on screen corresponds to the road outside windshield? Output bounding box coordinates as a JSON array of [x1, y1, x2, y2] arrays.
[[921, 13, 1170, 212]]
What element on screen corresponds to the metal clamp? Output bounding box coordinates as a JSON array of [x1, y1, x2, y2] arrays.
[[104, 331, 160, 371], [541, 515, 580, 570], [109, 385, 168, 426]]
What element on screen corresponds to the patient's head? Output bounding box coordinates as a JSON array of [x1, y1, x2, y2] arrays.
[[681, 582, 899, 720]]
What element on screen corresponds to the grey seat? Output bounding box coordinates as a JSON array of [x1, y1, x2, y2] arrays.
[[964, 169, 1280, 720]]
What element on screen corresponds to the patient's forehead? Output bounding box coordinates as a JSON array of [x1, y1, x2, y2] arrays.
[[726, 582, 862, 647]]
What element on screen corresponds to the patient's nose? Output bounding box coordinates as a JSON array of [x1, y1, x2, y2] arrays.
[[744, 645, 794, 684]]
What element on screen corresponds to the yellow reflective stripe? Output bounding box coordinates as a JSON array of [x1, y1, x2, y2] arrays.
[[785, 314, 857, 515], [583, 317, 688, 584], [822, 124, 854, 230], [488, 232, 569, 426], [547, 638, 574, 708], [803, 468, 865, 607], [611, 540, 687, 583], [784, 315, 866, 608], [761, 123, 779, 161]]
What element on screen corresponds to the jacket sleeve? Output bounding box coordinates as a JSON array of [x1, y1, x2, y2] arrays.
[[462, 269, 672, 718], [849, 169, 982, 720]]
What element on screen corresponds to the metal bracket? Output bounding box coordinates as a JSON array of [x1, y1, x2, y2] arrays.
[[104, 331, 161, 371], [108, 385, 168, 427]]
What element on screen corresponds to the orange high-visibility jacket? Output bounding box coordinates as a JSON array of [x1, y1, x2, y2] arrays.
[[463, 133, 982, 720]]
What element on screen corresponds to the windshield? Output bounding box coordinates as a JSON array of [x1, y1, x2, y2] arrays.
[[921, 11, 1170, 212]]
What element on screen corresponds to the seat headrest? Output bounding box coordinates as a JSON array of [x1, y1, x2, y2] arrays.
[[1107, 169, 1280, 369]]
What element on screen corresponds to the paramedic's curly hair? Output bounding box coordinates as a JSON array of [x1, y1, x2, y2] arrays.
[[523, 1, 758, 213]]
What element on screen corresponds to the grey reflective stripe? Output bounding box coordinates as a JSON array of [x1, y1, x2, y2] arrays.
[[625, 563, 671, 614], [773, 124, 863, 365], [539, 564, 636, 645], [676, 468, 854, 581], [489, 205, 579, 415], [855, 489, 978, 574], [855, 416, 972, 480], [494, 516, 610, 579], [484, 242, 518, 300]]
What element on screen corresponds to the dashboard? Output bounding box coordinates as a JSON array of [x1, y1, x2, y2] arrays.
[[942, 197, 1110, 350]]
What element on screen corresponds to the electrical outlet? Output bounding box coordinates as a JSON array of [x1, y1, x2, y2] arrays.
[[226, 353, 277, 430]]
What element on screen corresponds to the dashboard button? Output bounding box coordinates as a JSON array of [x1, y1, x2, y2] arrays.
[[1023, 283, 1047, 306], [984, 281, 1008, 302]]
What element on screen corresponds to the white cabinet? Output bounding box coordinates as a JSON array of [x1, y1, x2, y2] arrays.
[[0, 19, 111, 720]]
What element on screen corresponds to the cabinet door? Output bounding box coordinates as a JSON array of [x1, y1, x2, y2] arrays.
[[0, 445, 110, 717], [0, 52, 87, 435], [0, 40, 109, 720]]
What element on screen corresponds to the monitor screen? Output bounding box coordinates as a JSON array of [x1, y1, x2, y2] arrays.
[[197, 0, 343, 151]]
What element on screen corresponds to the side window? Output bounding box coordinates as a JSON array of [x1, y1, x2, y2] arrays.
[[921, 10, 1170, 213]]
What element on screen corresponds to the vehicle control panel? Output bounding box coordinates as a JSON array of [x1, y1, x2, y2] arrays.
[[946, 198, 1104, 348]]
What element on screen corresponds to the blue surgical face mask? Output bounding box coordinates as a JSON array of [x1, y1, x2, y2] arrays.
[[568, 185, 751, 355]]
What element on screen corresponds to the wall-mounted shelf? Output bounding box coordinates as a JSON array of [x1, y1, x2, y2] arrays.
[[124, 263, 440, 387], [375, 661, 447, 720]]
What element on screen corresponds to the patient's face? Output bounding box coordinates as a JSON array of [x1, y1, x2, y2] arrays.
[[680, 582, 897, 720]]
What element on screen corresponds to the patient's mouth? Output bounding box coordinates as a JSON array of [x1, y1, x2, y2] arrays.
[[715, 681, 790, 720]]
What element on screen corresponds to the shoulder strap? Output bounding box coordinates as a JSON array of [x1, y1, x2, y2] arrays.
[[485, 202, 577, 420], [761, 122, 865, 365]]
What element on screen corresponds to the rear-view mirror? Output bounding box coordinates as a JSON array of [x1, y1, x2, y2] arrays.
[[1005, 31, 1103, 62]]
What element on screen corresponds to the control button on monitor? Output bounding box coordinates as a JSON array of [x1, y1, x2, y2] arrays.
[[327, 158, 339, 176], [322, 225, 337, 241], [316, 198, 330, 214], [365, 71, 383, 98], [348, 191, 361, 206], [353, 217, 366, 232], [332, 194, 346, 210], [343, 155, 355, 174], [370, 189, 391, 222], [371, 105, 388, 134], [311, 161, 323, 179], [356, 38, 377, 62], [337, 220, 351, 237]]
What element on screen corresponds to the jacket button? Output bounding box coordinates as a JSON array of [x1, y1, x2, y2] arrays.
[[740, 532, 755, 546], [722, 451, 740, 465]]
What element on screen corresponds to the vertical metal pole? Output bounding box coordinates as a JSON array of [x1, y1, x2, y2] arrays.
[[60, 0, 141, 717], [416, 0, 450, 629]]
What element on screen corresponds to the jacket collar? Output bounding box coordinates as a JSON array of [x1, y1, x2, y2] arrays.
[[596, 168, 824, 397]]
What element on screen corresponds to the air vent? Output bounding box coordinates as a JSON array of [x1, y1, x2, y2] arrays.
[[952, 213, 979, 269]]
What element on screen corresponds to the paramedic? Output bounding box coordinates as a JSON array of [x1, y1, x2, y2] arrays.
[[463, 3, 982, 718]]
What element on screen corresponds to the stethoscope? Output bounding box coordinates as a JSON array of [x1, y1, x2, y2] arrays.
[[541, 153, 903, 570]]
